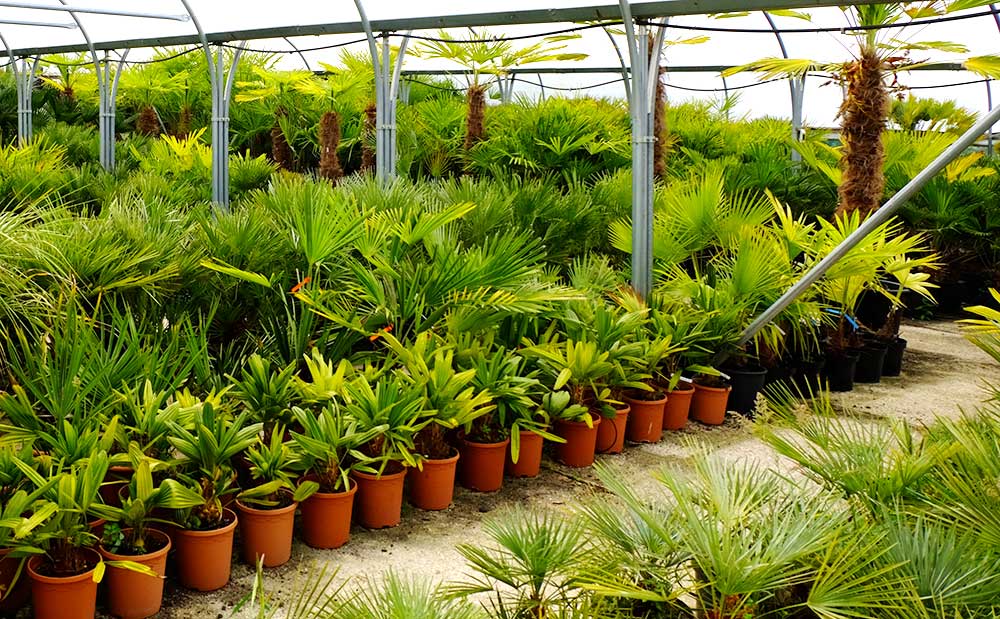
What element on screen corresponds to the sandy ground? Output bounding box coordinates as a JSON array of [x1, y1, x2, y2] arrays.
[[93, 320, 996, 619]]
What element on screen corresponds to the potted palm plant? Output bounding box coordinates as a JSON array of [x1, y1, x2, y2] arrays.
[[98, 457, 204, 619], [524, 337, 615, 468], [345, 374, 429, 529], [464, 348, 556, 479], [382, 333, 494, 503], [236, 428, 319, 568], [167, 405, 261, 591], [0, 466, 57, 616], [290, 403, 384, 549]]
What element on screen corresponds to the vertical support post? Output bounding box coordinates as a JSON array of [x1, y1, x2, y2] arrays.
[[619, 3, 666, 300], [209, 42, 246, 208], [10, 56, 38, 145], [99, 50, 128, 170], [620, 1, 651, 299], [387, 32, 411, 180]]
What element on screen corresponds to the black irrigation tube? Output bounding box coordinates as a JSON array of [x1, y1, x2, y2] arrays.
[[219, 37, 369, 54], [636, 5, 1000, 34]]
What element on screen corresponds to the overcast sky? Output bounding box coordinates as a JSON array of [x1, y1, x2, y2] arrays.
[[3, 1, 998, 126]]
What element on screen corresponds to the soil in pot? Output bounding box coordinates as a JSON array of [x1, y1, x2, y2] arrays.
[[882, 337, 907, 377], [27, 548, 100, 619], [172, 508, 238, 591], [724, 366, 767, 417], [353, 465, 408, 529], [505, 431, 544, 478], [555, 413, 601, 468], [824, 350, 860, 392], [236, 499, 297, 567], [98, 528, 171, 619], [300, 477, 357, 549], [625, 393, 666, 443], [0, 548, 30, 615], [855, 343, 888, 383], [595, 405, 629, 454], [410, 450, 459, 510], [459, 437, 510, 493], [690, 380, 731, 426], [663, 384, 694, 431]]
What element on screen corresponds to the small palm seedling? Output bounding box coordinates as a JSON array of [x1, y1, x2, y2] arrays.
[[229, 354, 298, 435], [345, 571, 485, 619], [238, 427, 319, 509], [448, 506, 593, 618], [345, 373, 431, 474]]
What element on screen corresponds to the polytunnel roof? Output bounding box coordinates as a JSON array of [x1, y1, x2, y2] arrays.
[[1, 1, 998, 126]]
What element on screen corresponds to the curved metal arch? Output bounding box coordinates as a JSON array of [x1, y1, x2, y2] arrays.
[[763, 11, 805, 160], [177, 0, 216, 91], [283, 37, 313, 72]]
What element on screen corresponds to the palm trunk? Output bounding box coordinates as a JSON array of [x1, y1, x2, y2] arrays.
[[177, 105, 193, 138], [649, 35, 667, 180], [318, 110, 344, 185], [361, 102, 376, 175], [137, 105, 160, 136], [464, 84, 487, 153], [271, 108, 293, 171], [836, 48, 888, 219]]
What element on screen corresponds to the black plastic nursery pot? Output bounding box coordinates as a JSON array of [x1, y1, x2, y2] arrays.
[[723, 366, 767, 417], [764, 364, 792, 387], [881, 337, 907, 377], [855, 343, 888, 384], [792, 357, 826, 395], [823, 350, 860, 392]]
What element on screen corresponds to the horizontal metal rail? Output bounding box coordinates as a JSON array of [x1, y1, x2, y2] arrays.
[[0, 17, 74, 27], [397, 62, 967, 76], [0, 0, 891, 57]]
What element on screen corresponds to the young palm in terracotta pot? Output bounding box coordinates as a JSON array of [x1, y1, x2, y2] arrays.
[[167, 406, 262, 592], [235, 428, 319, 568], [524, 336, 616, 468], [346, 373, 430, 529], [21, 452, 156, 619], [0, 480, 60, 615], [463, 350, 559, 479], [290, 403, 382, 549], [691, 373, 732, 426], [382, 332, 493, 503], [99, 458, 205, 619]]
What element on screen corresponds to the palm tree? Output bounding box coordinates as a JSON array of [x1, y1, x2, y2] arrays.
[[294, 69, 366, 184], [413, 30, 587, 161], [725, 3, 1000, 218], [236, 67, 314, 170]]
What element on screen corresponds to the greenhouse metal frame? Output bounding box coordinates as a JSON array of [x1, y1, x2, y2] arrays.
[[2, 0, 1000, 344]]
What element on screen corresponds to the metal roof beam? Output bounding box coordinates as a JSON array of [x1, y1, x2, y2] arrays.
[[0, 0, 892, 57], [0, 2, 189, 21], [397, 62, 966, 76], [0, 17, 74, 28]]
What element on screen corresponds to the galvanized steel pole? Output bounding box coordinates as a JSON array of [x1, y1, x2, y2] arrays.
[[738, 102, 1000, 346]]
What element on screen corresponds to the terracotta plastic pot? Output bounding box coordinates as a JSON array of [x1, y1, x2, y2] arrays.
[[459, 437, 510, 493], [352, 466, 407, 529], [555, 413, 601, 468], [596, 405, 629, 454], [99, 528, 171, 619], [690, 382, 731, 426], [300, 478, 357, 549], [505, 431, 544, 478], [172, 508, 238, 591], [0, 547, 30, 615], [409, 450, 459, 510], [236, 500, 297, 567], [625, 394, 666, 443], [663, 385, 694, 431], [27, 548, 100, 619]]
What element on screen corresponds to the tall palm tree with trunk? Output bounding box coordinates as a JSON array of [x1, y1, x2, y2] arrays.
[[726, 3, 1000, 218], [413, 30, 587, 163]]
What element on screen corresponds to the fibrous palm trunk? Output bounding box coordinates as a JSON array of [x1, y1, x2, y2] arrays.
[[137, 104, 160, 136], [271, 108, 293, 171], [361, 102, 376, 175], [464, 84, 487, 153], [177, 105, 193, 138], [836, 48, 888, 219], [318, 110, 344, 185], [653, 68, 667, 180]]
